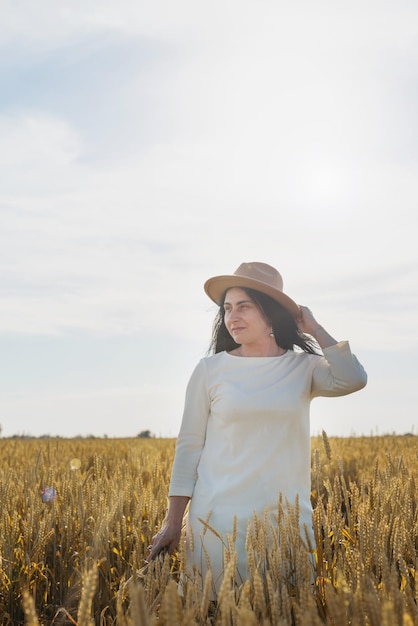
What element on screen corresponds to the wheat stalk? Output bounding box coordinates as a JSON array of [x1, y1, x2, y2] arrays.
[[77, 564, 99, 626]]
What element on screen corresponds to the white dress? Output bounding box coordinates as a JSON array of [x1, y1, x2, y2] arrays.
[[168, 341, 367, 591]]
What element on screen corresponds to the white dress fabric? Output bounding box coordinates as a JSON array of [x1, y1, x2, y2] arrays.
[[168, 341, 367, 591]]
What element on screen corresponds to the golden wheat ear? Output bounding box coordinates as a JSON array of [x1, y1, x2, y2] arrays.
[[21, 590, 40, 626], [77, 565, 99, 626]]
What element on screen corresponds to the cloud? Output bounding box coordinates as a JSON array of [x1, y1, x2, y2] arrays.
[[1, 2, 418, 439], [0, 0, 240, 55], [1, 1, 418, 346], [1, 116, 417, 344], [0, 112, 83, 172]]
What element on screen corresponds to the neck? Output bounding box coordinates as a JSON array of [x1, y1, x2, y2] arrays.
[[234, 342, 286, 357]]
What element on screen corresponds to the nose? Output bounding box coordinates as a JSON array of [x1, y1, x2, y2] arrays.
[[227, 312, 243, 332], [227, 307, 239, 322]]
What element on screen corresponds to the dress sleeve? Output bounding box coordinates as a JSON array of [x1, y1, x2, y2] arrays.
[[311, 341, 367, 398], [168, 359, 210, 497]]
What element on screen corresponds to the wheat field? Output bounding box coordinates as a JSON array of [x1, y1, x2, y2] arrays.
[[0, 433, 416, 625]]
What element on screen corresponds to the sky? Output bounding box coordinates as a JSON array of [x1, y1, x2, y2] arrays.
[[0, 0, 417, 439]]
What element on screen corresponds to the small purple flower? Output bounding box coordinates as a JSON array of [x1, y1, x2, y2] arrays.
[[41, 487, 57, 503]]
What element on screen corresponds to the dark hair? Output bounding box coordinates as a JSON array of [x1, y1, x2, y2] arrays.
[[209, 287, 320, 355]]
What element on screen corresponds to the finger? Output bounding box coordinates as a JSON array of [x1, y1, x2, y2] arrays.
[[145, 548, 161, 563], [147, 538, 167, 559], [300, 305, 314, 316], [146, 540, 159, 561], [147, 545, 167, 562]]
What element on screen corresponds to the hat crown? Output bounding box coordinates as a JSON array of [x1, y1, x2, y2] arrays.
[[233, 262, 284, 292]]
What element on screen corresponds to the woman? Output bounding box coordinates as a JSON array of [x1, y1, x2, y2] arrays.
[[148, 262, 367, 592]]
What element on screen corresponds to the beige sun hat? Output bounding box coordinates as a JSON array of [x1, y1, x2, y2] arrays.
[[204, 262, 300, 319]]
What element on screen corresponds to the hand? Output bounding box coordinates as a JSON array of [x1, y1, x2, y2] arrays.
[[146, 521, 182, 562], [297, 305, 338, 348], [297, 305, 320, 336]]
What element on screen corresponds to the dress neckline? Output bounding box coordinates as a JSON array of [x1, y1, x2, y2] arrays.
[[225, 349, 289, 359]]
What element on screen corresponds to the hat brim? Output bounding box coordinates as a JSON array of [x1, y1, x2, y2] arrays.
[[204, 275, 300, 319]]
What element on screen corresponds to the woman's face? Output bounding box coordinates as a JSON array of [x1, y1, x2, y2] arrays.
[[223, 288, 271, 345]]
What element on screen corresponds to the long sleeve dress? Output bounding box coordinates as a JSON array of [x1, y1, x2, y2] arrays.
[[168, 341, 367, 592]]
